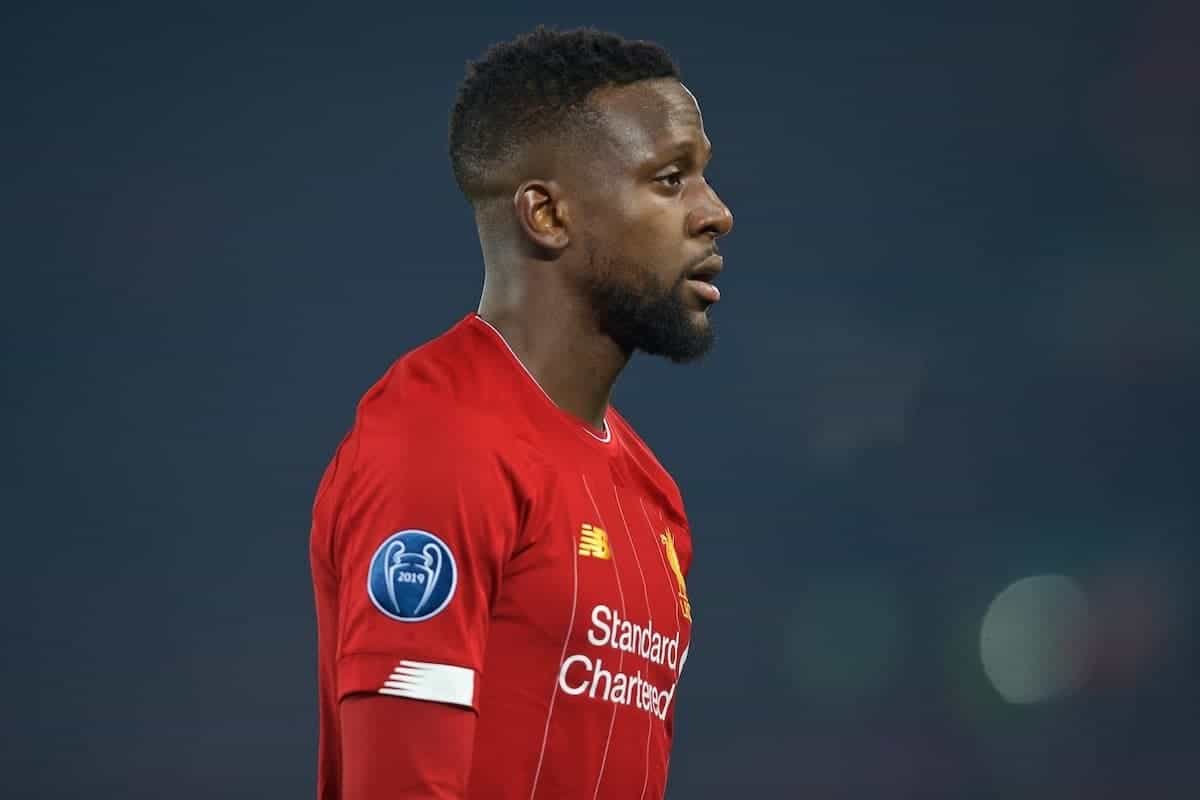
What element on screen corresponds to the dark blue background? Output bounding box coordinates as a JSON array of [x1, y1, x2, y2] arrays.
[[5, 1, 1197, 797]]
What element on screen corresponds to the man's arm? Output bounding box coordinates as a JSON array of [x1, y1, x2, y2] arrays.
[[340, 696, 476, 800], [319, 412, 523, 798]]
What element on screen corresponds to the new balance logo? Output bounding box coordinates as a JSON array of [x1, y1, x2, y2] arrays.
[[578, 524, 611, 559]]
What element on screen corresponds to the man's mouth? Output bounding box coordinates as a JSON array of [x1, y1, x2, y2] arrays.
[[685, 255, 723, 304]]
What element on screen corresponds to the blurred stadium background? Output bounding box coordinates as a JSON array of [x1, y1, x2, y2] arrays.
[[3, 1, 1196, 797]]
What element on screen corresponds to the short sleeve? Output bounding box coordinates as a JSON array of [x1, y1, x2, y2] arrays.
[[330, 420, 524, 711]]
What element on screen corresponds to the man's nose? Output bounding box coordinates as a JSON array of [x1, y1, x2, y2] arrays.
[[689, 184, 734, 239]]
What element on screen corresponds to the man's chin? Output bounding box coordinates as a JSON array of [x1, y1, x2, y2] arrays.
[[645, 317, 715, 363], [588, 279, 716, 363]]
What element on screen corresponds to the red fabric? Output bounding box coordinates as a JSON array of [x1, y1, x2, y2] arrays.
[[311, 313, 695, 800], [339, 695, 474, 800]]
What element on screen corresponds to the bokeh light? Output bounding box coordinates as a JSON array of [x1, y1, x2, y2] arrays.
[[979, 574, 1092, 704]]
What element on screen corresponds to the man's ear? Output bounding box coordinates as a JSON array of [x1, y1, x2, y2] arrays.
[[514, 180, 569, 252]]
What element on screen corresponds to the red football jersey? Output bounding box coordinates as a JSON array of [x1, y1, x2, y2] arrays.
[[310, 313, 696, 800]]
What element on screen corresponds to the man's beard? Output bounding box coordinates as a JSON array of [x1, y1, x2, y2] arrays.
[[583, 245, 715, 363]]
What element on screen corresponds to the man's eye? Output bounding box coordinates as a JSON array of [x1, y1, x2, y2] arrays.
[[657, 172, 684, 187]]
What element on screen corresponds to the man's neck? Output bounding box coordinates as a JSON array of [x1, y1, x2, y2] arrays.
[[477, 286, 628, 432]]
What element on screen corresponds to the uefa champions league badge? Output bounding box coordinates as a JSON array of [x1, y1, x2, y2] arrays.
[[367, 530, 457, 622]]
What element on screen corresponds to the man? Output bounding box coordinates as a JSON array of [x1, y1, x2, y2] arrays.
[[310, 25, 734, 800]]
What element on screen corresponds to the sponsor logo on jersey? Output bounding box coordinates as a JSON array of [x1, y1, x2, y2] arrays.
[[577, 523, 611, 559], [661, 529, 692, 621], [557, 603, 684, 720], [367, 529, 457, 622]]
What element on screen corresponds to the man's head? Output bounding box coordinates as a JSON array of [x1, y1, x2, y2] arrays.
[[450, 27, 734, 362]]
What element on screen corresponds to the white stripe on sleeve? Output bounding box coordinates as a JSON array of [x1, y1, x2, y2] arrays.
[[378, 659, 474, 707]]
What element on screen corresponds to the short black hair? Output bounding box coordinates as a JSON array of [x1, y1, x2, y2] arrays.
[[448, 25, 680, 202]]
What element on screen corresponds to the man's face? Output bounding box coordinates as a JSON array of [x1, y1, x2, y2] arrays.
[[568, 78, 734, 363]]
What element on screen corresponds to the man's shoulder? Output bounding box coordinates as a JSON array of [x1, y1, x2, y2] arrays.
[[342, 315, 534, 465], [355, 316, 490, 421]]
